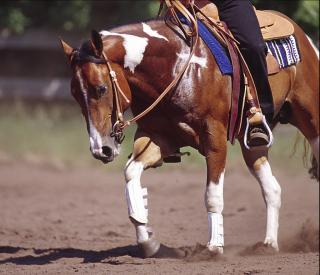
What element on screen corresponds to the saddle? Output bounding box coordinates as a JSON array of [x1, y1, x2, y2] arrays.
[[198, 1, 295, 75], [199, 1, 294, 41]]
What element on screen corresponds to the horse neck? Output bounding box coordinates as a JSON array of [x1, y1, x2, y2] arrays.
[[101, 21, 190, 113]]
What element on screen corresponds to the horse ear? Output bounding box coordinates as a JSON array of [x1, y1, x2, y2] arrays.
[[60, 39, 74, 64], [91, 30, 103, 57]]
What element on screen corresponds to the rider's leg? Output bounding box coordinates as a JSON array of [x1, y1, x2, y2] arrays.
[[213, 0, 274, 146]]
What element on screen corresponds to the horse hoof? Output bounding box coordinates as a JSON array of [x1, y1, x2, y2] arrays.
[[251, 241, 278, 255], [138, 237, 161, 258], [206, 245, 224, 254], [138, 238, 185, 258], [264, 240, 279, 252], [152, 244, 186, 259]]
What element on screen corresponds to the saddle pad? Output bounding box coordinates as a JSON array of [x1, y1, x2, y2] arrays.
[[197, 19, 233, 75], [266, 35, 301, 68], [179, 15, 300, 74], [179, 15, 233, 75]]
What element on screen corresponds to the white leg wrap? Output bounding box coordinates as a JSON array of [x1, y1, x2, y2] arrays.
[[124, 159, 152, 244], [125, 183, 148, 224], [205, 172, 225, 251], [207, 212, 224, 247], [124, 159, 148, 224]]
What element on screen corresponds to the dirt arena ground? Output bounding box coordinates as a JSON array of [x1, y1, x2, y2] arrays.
[[0, 161, 318, 274]]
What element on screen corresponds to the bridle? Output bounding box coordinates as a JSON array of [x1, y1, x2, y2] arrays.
[[101, 52, 129, 144]]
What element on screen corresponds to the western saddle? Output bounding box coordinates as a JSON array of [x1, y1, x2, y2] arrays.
[[197, 0, 294, 75]]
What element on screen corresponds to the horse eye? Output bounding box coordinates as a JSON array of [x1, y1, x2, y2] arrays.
[[96, 85, 107, 96]]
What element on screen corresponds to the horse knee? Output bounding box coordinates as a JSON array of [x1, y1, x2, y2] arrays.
[[124, 157, 144, 182], [130, 136, 163, 170]]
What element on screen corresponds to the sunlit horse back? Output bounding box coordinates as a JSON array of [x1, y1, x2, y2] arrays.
[[61, 11, 319, 257]]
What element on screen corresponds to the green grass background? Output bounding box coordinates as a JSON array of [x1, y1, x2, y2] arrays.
[[0, 101, 312, 175]]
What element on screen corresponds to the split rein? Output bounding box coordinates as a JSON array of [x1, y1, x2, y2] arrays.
[[101, 1, 199, 144]]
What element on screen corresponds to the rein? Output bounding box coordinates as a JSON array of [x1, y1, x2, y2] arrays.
[[101, 52, 129, 144], [101, 0, 199, 142]]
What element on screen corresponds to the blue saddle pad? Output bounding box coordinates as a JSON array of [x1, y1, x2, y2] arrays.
[[197, 19, 233, 75], [179, 15, 233, 75]]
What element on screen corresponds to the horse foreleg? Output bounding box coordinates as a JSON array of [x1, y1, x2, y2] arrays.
[[240, 143, 281, 251], [124, 134, 163, 257], [204, 120, 227, 254]]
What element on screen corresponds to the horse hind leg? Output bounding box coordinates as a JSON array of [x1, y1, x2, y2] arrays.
[[288, 90, 319, 179], [288, 34, 319, 179], [240, 143, 281, 251]]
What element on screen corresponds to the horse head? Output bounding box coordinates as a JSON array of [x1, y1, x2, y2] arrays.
[[61, 30, 131, 163]]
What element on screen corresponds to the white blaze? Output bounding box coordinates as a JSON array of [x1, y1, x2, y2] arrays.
[[75, 70, 119, 157], [100, 30, 148, 73], [76, 70, 102, 154]]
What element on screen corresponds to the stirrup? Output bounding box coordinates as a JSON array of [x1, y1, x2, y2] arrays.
[[244, 115, 273, 150]]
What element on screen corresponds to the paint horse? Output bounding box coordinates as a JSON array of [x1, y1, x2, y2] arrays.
[[61, 10, 319, 257]]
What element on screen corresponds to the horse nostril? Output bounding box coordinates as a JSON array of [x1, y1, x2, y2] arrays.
[[102, 146, 113, 157]]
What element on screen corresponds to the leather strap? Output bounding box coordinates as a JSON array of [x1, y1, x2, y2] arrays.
[[220, 21, 241, 144]]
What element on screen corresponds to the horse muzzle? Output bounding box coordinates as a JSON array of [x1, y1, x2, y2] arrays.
[[91, 145, 118, 163]]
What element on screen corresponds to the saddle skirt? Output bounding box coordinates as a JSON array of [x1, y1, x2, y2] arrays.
[[198, 1, 295, 40]]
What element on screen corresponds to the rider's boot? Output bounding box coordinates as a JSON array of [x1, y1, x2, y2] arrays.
[[247, 107, 270, 147]]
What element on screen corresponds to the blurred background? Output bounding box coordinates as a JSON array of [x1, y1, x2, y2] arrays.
[[0, 0, 318, 172]]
